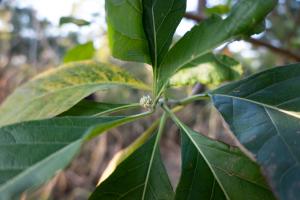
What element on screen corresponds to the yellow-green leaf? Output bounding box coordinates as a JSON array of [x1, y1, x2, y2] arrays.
[[63, 42, 95, 63], [0, 61, 150, 126], [170, 53, 242, 88]]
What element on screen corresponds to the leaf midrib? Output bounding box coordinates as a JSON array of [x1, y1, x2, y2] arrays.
[[127, 0, 142, 14], [141, 139, 158, 200], [212, 94, 300, 118], [0, 82, 146, 126], [151, 3, 158, 68], [209, 180, 217, 200]]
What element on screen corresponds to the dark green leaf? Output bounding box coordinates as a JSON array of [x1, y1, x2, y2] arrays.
[[175, 132, 226, 200], [63, 42, 95, 63], [142, 0, 186, 67], [105, 0, 151, 64], [0, 61, 150, 126], [155, 0, 277, 96], [0, 115, 147, 200], [60, 100, 126, 116], [166, 109, 276, 200], [59, 16, 91, 27], [89, 127, 174, 199], [211, 63, 300, 200], [170, 53, 242, 87]]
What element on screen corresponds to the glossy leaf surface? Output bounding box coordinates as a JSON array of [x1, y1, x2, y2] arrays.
[[155, 0, 277, 95], [0, 61, 149, 126], [105, 0, 150, 63], [211, 63, 300, 200], [142, 0, 186, 67]]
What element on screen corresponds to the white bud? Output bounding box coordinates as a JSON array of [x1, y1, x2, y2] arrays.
[[139, 95, 153, 109]]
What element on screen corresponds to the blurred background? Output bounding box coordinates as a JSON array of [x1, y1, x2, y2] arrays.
[[0, 0, 299, 199]]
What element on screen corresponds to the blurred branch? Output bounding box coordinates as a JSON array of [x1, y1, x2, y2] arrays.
[[185, 12, 206, 21], [197, 0, 206, 13], [247, 38, 300, 61], [184, 12, 300, 62]]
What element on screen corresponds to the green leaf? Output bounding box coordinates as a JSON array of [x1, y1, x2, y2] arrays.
[[0, 61, 150, 126], [63, 42, 95, 63], [142, 0, 186, 67], [205, 5, 231, 15], [175, 132, 226, 200], [105, 0, 151, 64], [210, 63, 300, 200], [89, 114, 174, 200], [59, 16, 91, 27], [165, 108, 276, 200], [60, 100, 127, 116], [0, 114, 148, 200], [155, 0, 277, 96], [170, 53, 242, 87]]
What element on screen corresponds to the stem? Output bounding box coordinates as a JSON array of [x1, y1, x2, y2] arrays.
[[156, 112, 168, 143], [158, 93, 210, 108], [178, 93, 210, 106], [153, 68, 157, 99], [152, 85, 164, 108], [87, 110, 154, 140], [93, 103, 141, 117], [129, 109, 154, 119]]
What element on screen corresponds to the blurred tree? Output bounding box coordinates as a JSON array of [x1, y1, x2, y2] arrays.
[[0, 2, 83, 102]]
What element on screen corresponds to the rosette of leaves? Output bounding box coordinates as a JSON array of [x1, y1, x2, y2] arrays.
[[3, 1, 300, 200]]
